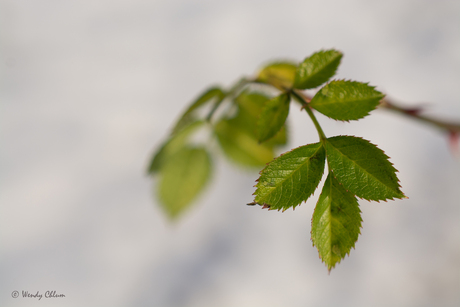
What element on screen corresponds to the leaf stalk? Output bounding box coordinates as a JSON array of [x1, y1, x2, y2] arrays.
[[291, 90, 327, 142], [205, 77, 251, 122]]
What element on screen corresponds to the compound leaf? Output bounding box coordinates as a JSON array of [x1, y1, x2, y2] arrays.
[[293, 49, 342, 90], [214, 118, 274, 167], [253, 142, 326, 211], [157, 146, 212, 219], [311, 173, 362, 271], [147, 120, 204, 174], [172, 87, 225, 134], [257, 93, 291, 143], [325, 136, 405, 201], [310, 80, 384, 121], [257, 62, 297, 90]]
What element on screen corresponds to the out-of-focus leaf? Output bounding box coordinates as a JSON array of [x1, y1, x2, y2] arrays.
[[147, 121, 204, 174], [265, 124, 288, 147], [234, 91, 270, 136], [172, 87, 225, 134], [235, 91, 288, 146], [325, 136, 405, 201], [257, 93, 290, 143], [310, 80, 384, 121], [257, 62, 297, 90], [253, 143, 326, 211], [214, 118, 274, 167], [311, 173, 362, 271], [213, 91, 290, 167], [236, 91, 270, 119], [293, 49, 342, 90], [157, 146, 212, 219]]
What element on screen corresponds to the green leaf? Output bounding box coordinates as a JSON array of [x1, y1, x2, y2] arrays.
[[293, 49, 343, 90], [265, 124, 288, 147], [325, 136, 405, 201], [147, 120, 205, 174], [257, 93, 290, 143], [310, 80, 384, 121], [257, 62, 297, 90], [172, 87, 225, 134], [253, 143, 326, 211], [235, 91, 270, 129], [235, 91, 288, 146], [214, 118, 275, 167], [213, 91, 289, 167], [157, 146, 212, 219], [311, 173, 362, 271]]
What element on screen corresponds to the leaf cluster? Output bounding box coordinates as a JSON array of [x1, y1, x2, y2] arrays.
[[148, 49, 406, 271], [147, 80, 287, 219]]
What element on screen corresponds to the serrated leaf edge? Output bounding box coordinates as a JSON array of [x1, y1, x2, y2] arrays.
[[294, 49, 343, 90], [310, 79, 385, 122], [325, 135, 406, 201], [252, 143, 325, 211], [310, 173, 363, 271]]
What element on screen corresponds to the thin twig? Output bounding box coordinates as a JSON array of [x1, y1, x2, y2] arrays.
[[379, 99, 460, 134]]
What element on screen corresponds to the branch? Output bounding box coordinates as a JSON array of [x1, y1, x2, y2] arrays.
[[378, 99, 460, 134], [283, 86, 460, 135]]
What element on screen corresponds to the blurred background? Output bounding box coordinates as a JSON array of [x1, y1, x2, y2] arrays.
[[1, 0, 459, 306]]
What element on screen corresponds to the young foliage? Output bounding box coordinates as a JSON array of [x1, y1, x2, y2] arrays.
[[253, 143, 325, 211], [148, 48, 429, 271], [157, 146, 212, 219], [257, 93, 290, 143], [147, 120, 205, 174], [325, 136, 405, 201], [172, 87, 225, 134], [214, 118, 275, 167], [311, 173, 362, 271], [214, 91, 287, 167], [256, 62, 297, 90], [294, 49, 342, 90], [310, 80, 384, 121]]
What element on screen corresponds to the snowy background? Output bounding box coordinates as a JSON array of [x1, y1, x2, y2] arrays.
[[1, 0, 459, 306]]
